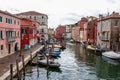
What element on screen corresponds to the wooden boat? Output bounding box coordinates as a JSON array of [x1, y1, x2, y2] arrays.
[[102, 51, 120, 60], [51, 51, 61, 57], [51, 47, 61, 57], [39, 60, 60, 68], [86, 45, 102, 55], [49, 44, 62, 48]]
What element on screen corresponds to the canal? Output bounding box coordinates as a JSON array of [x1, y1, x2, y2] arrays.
[[16, 42, 120, 80]]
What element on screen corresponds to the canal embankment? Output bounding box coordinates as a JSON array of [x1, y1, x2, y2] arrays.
[[0, 43, 44, 80]]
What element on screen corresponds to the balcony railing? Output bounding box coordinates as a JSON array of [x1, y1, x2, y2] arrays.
[[6, 37, 16, 42]]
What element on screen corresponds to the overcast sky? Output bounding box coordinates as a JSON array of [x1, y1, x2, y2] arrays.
[[0, 0, 120, 28]]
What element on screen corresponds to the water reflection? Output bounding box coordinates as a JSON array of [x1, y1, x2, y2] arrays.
[[96, 56, 120, 80], [17, 42, 120, 80]]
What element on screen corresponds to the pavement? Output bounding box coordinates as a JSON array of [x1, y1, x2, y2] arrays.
[[0, 43, 43, 78]]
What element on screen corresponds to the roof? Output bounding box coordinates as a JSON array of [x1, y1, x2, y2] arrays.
[[98, 12, 120, 22], [16, 11, 48, 16], [0, 10, 20, 19]]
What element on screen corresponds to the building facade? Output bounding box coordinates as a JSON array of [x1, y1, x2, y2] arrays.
[[63, 24, 75, 40], [77, 17, 88, 42], [48, 28, 55, 40], [21, 18, 37, 49], [55, 25, 66, 39], [0, 10, 21, 58], [83, 16, 97, 44], [97, 12, 120, 51], [16, 11, 48, 41]]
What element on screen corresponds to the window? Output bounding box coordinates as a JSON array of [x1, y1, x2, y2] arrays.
[[6, 31, 12, 38], [8, 19, 10, 24], [6, 18, 12, 24], [42, 22, 45, 25], [34, 16, 36, 20], [30, 16, 32, 19], [115, 20, 118, 26], [30, 30, 33, 34], [0, 16, 2, 22], [18, 31, 20, 37], [18, 21, 19, 25], [22, 29, 26, 34], [1, 45, 3, 50], [41, 29, 44, 33], [42, 16, 44, 19], [14, 20, 16, 24], [0, 31, 3, 39]]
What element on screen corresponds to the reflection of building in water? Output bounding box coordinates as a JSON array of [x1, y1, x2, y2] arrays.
[[74, 43, 86, 62], [96, 56, 120, 79]]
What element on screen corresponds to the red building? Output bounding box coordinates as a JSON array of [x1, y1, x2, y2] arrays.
[[87, 18, 97, 44], [83, 16, 97, 44], [77, 17, 88, 42], [21, 18, 37, 49], [55, 25, 66, 39]]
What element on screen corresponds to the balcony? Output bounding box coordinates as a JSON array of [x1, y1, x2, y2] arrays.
[[100, 37, 109, 41], [6, 37, 16, 43]]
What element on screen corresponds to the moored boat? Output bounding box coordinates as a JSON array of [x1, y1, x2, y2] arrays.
[[39, 60, 60, 68], [102, 51, 120, 60], [86, 45, 102, 55]]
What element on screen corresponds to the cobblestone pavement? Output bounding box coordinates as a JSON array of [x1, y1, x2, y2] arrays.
[[0, 43, 43, 77]]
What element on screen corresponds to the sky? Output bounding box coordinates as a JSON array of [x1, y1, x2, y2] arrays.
[[0, 0, 120, 28]]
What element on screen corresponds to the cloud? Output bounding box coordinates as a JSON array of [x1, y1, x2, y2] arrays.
[[67, 13, 83, 17], [0, 0, 120, 28], [106, 0, 118, 3]]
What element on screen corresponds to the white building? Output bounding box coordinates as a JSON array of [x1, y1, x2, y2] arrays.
[[16, 11, 48, 40]]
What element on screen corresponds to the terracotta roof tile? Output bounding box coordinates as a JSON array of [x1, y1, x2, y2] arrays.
[[16, 11, 47, 16]]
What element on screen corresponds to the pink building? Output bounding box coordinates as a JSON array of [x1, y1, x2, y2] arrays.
[[74, 26, 80, 42], [77, 17, 88, 42], [0, 10, 21, 58], [83, 23, 88, 42]]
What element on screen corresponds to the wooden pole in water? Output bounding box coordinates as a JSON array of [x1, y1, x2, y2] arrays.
[[46, 54, 49, 66], [10, 64, 13, 80], [16, 59, 20, 79], [37, 52, 38, 65], [30, 53, 32, 60], [22, 55, 25, 76], [30, 52, 32, 64]]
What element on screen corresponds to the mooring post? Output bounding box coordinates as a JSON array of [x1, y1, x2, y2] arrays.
[[10, 64, 13, 80], [37, 53, 38, 65], [16, 59, 20, 79], [22, 55, 25, 76], [46, 54, 49, 66], [30, 51, 32, 64]]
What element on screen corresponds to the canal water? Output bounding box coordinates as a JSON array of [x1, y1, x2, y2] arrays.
[[16, 42, 120, 80]]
